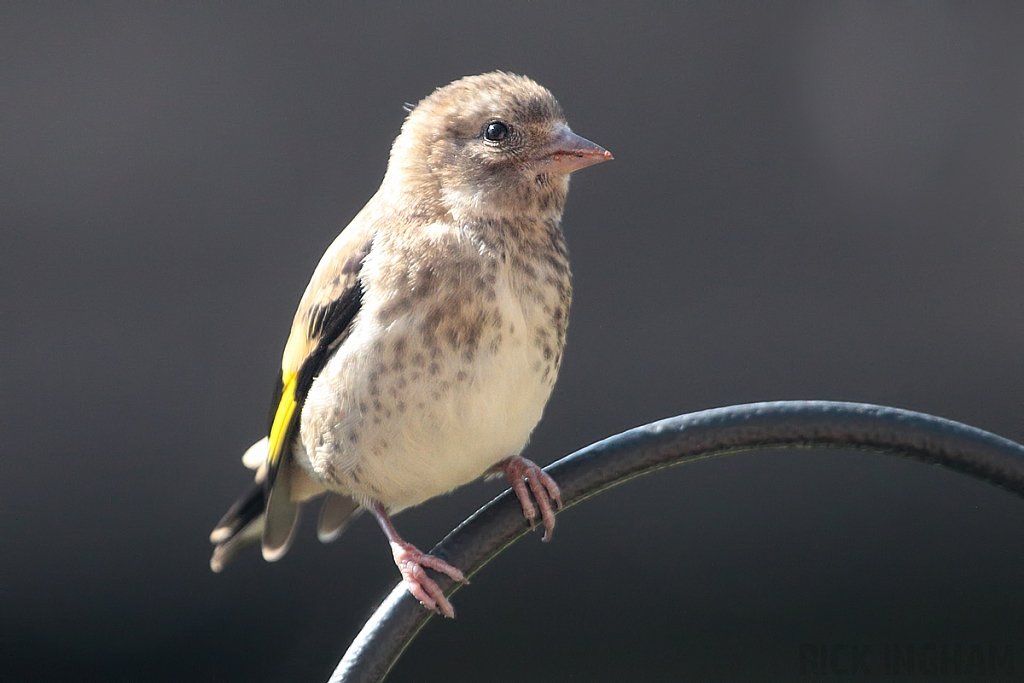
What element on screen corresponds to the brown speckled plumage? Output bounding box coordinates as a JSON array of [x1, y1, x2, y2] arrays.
[[210, 72, 611, 617]]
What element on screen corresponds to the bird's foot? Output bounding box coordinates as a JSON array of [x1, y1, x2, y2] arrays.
[[496, 455, 562, 541], [390, 541, 466, 619]]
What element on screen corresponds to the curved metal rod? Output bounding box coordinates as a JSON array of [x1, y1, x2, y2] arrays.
[[328, 400, 1024, 683]]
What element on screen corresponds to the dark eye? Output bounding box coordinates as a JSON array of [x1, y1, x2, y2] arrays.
[[483, 120, 510, 142]]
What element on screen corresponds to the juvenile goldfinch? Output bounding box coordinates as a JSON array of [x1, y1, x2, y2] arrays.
[[210, 72, 612, 618]]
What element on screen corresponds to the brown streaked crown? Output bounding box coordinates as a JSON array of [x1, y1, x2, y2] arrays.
[[381, 72, 573, 221]]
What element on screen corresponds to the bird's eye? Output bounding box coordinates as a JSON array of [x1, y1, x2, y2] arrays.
[[483, 120, 510, 142]]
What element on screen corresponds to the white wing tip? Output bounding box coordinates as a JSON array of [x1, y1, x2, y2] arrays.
[[242, 437, 269, 470]]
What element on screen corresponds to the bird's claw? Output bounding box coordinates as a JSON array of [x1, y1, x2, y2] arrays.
[[391, 541, 466, 618], [497, 456, 562, 542]]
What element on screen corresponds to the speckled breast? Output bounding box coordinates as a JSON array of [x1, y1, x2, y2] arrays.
[[298, 218, 571, 510]]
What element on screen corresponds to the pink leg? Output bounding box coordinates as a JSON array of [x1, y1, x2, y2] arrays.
[[495, 456, 563, 541], [369, 502, 466, 618]]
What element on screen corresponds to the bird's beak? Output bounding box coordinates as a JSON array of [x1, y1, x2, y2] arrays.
[[534, 126, 613, 175]]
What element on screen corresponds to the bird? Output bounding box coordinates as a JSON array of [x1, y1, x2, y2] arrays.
[[209, 72, 612, 618]]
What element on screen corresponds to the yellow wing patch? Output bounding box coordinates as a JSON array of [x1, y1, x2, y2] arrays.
[[262, 233, 372, 492], [267, 371, 299, 471]]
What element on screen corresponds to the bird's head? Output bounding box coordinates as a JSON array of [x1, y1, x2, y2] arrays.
[[382, 72, 612, 221]]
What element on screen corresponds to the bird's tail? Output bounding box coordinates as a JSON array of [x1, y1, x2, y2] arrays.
[[209, 437, 363, 572], [209, 483, 267, 572]]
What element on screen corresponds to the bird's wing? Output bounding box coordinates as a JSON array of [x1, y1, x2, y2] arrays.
[[261, 221, 375, 558], [265, 224, 373, 489]]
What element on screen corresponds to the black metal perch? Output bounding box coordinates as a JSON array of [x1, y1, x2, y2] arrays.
[[328, 400, 1024, 683]]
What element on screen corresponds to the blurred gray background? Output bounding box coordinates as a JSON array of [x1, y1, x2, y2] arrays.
[[3, 2, 1024, 681]]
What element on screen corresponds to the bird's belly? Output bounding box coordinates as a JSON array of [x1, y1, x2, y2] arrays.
[[299, 291, 561, 511]]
